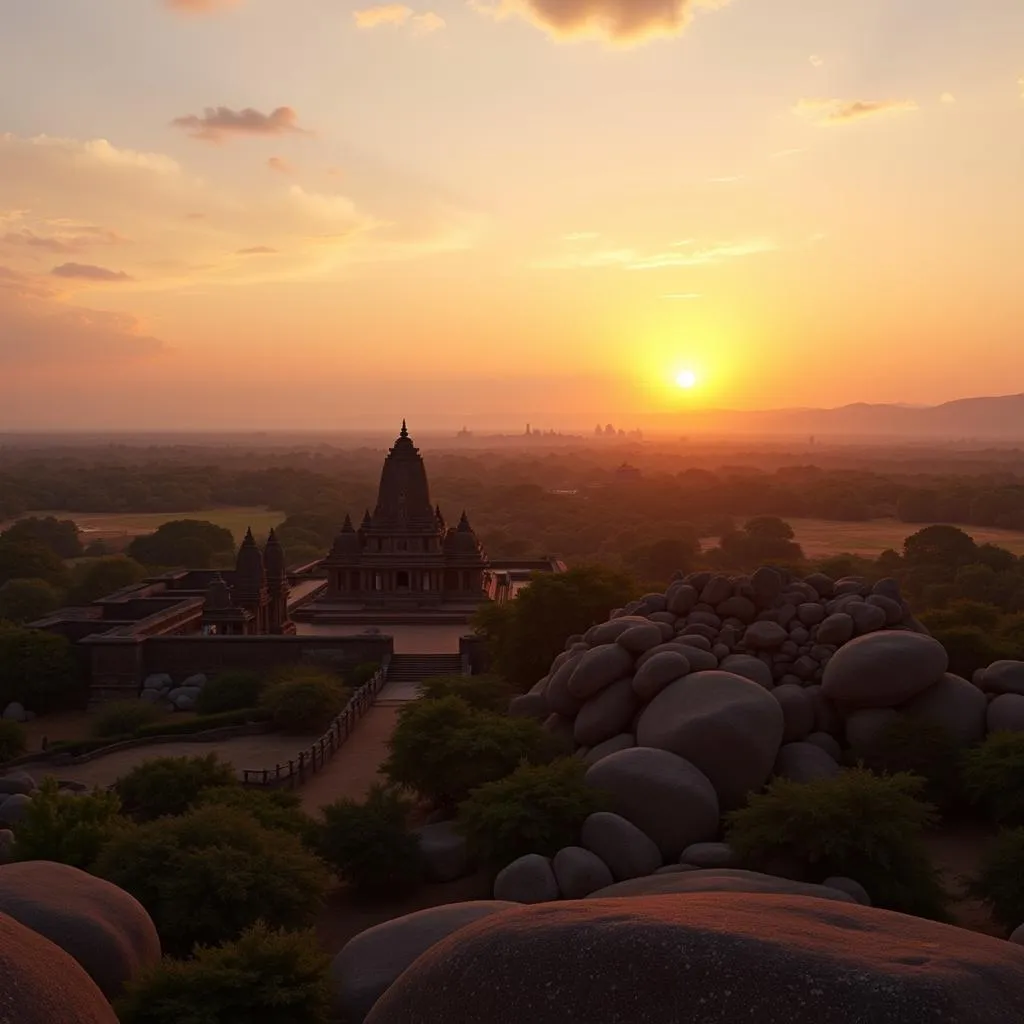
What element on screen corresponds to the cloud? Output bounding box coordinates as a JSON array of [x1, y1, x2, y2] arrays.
[[473, 0, 729, 44], [1019, 76, 1024, 99], [164, 0, 241, 12], [809, 54, 823, 67], [267, 156, 294, 175], [1, 214, 127, 255], [538, 237, 777, 270], [353, 5, 445, 32], [171, 106, 310, 142], [794, 97, 919, 126], [51, 262, 133, 282], [236, 245, 278, 255], [941, 92, 956, 104]]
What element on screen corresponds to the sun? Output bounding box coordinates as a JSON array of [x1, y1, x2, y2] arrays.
[[675, 369, 698, 390]]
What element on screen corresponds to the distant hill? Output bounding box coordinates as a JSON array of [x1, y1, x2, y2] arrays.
[[666, 393, 1024, 440]]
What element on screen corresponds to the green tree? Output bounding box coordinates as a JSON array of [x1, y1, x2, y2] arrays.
[[196, 671, 267, 715], [128, 520, 235, 570], [0, 578, 61, 624], [114, 754, 238, 822], [116, 924, 332, 1024], [963, 732, 1024, 827], [903, 525, 978, 569], [317, 785, 423, 897], [419, 673, 513, 713], [91, 701, 167, 739], [472, 565, 636, 691], [0, 625, 80, 712], [94, 806, 328, 956], [970, 828, 1024, 932], [0, 538, 70, 589], [623, 535, 700, 586], [1, 516, 82, 559], [67, 556, 147, 604], [258, 668, 348, 734], [194, 786, 316, 844]]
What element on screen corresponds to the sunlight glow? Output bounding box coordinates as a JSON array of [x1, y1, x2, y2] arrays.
[[676, 369, 698, 390]]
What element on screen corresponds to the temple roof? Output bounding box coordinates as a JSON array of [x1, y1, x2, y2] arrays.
[[368, 421, 436, 531], [263, 527, 286, 579], [235, 528, 265, 585]]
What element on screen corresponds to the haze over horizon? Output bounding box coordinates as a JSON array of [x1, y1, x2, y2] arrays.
[[3, 0, 1023, 430]]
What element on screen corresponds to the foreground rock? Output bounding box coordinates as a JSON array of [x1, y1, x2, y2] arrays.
[[0, 861, 161, 999], [331, 901, 516, 1022], [589, 868, 854, 903], [0, 912, 118, 1024], [822, 632, 948, 708], [367, 892, 1024, 1023]]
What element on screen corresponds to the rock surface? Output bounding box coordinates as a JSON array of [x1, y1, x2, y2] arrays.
[[493, 855, 559, 904], [552, 846, 613, 900], [414, 822, 471, 884], [822, 632, 948, 708], [774, 742, 840, 784], [580, 812, 662, 881], [903, 673, 988, 745], [589, 868, 854, 903]]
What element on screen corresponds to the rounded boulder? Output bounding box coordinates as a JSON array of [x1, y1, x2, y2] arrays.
[[719, 654, 773, 690], [774, 742, 841, 784], [580, 812, 662, 881], [987, 694, 1024, 734], [552, 847, 614, 900], [584, 748, 719, 860], [636, 671, 785, 809], [903, 673, 988, 745], [574, 679, 639, 747], [772, 684, 814, 743], [582, 733, 635, 766], [631, 652, 690, 703], [567, 644, 634, 700], [493, 855, 559, 904], [979, 661, 1024, 697], [822, 632, 948, 708]]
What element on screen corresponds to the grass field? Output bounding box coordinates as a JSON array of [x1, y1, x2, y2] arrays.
[[16, 507, 283, 544], [787, 518, 1024, 558]]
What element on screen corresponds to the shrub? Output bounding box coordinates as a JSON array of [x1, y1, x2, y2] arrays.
[[970, 827, 1024, 932], [195, 786, 317, 845], [963, 732, 1024, 826], [317, 785, 423, 897], [115, 754, 238, 822], [12, 776, 127, 869], [259, 668, 348, 734], [48, 735, 135, 757], [134, 706, 270, 739], [383, 696, 561, 808], [347, 662, 381, 689], [854, 717, 965, 812], [0, 625, 82, 713], [196, 671, 267, 716], [93, 806, 328, 956], [92, 701, 167, 739], [458, 757, 603, 867], [420, 673, 513, 713], [0, 719, 26, 761], [116, 923, 332, 1024], [930, 625, 1013, 679], [726, 769, 948, 920]]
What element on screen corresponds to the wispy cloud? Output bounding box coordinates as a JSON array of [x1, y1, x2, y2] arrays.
[[940, 92, 956, 105], [793, 97, 919, 126], [267, 156, 294, 175], [171, 106, 311, 142], [809, 54, 824, 67], [236, 246, 278, 255], [708, 175, 743, 184], [353, 5, 446, 32], [1, 215, 127, 255], [51, 262, 133, 282], [538, 237, 777, 271]]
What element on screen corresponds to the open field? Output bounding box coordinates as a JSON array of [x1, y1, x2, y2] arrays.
[[783, 518, 1024, 559], [8, 507, 283, 544]]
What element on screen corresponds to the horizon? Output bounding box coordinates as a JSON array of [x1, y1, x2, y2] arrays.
[[3, 1, 1024, 429]]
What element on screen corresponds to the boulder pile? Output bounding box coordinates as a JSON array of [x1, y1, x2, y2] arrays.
[[139, 671, 207, 711]]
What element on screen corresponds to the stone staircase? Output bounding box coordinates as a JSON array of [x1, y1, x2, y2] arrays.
[[376, 654, 464, 706]]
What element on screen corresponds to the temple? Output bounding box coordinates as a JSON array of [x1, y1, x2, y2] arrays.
[[315, 422, 489, 612]]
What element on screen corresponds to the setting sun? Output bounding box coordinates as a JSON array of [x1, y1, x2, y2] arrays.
[[676, 370, 699, 390]]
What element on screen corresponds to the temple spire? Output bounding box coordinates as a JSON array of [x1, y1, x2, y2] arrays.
[[342, 513, 354, 533], [400, 419, 409, 439]]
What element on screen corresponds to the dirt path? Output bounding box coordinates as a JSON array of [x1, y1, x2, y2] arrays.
[[298, 705, 401, 815]]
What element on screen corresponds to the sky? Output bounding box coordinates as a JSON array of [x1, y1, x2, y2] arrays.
[[1, 0, 1023, 430]]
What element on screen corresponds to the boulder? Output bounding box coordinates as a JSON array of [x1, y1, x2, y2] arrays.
[[541, 713, 575, 744], [616, 622, 664, 654], [138, 688, 165, 705], [586, 617, 647, 647], [567, 645, 634, 700], [719, 654, 773, 690], [582, 733, 635, 766], [580, 812, 662, 881], [679, 843, 738, 869], [636, 671, 785, 809], [717, 595, 756, 623], [987, 694, 1024, 734], [0, 861, 161, 999], [545, 653, 584, 717], [413, 822, 471, 883], [751, 566, 784, 604], [181, 673, 207, 689], [552, 847, 614, 900], [866, 593, 904, 626], [0, 793, 32, 825], [700, 576, 734, 606], [584, 748, 719, 859], [677, 632, 712, 650], [0, 772, 35, 796], [493, 855, 559, 904], [805, 685, 842, 736], [848, 601, 888, 635], [331, 901, 516, 1022], [774, 742, 840, 784], [2, 701, 27, 723], [508, 691, 548, 720], [772, 684, 814, 742], [804, 572, 835, 598], [170, 692, 197, 712], [797, 602, 825, 627], [142, 672, 172, 689], [0, 828, 13, 864], [804, 731, 842, 761], [1012, 923, 1024, 946], [666, 584, 698, 616], [823, 876, 872, 906], [744, 621, 789, 649], [845, 708, 900, 751], [631, 652, 690, 703], [574, 679, 639, 747], [822, 632, 948, 708], [903, 673, 988, 745], [365, 892, 1024, 1024], [637, 643, 716, 673], [979, 661, 1024, 697], [817, 612, 854, 646]]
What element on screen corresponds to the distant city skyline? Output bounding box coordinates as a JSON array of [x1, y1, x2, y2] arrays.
[[2, 0, 1023, 428]]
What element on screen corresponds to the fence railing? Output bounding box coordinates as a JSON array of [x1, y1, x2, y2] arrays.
[[240, 668, 387, 789]]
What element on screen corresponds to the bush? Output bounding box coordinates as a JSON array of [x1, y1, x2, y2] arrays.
[[12, 777, 127, 869], [420, 673, 513, 713], [854, 717, 965, 812], [970, 827, 1024, 932], [194, 786, 317, 845], [930, 625, 1013, 679], [458, 758, 603, 867], [317, 785, 423, 897], [347, 662, 381, 689], [115, 754, 238, 822], [116, 923, 331, 1024], [0, 719, 26, 761], [92, 701, 167, 739], [196, 671, 267, 716], [383, 696, 562, 808], [134, 706, 270, 739], [259, 668, 348, 734], [93, 806, 328, 956], [726, 769, 948, 920], [0, 625, 82, 713], [963, 732, 1024, 826]]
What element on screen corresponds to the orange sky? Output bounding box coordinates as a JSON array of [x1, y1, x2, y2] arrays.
[[2, 0, 1023, 429]]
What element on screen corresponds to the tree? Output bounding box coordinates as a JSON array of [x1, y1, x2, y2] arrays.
[[0, 625, 80, 712], [743, 516, 795, 542], [970, 828, 1024, 933], [115, 924, 332, 1024], [258, 668, 348, 734], [114, 754, 238, 822], [128, 520, 235, 570], [897, 488, 941, 524], [0, 538, 70, 589], [623, 535, 700, 585], [94, 806, 329, 956], [473, 565, 636, 691], [196, 670, 267, 715], [0, 516, 82, 559], [903, 525, 978, 569], [317, 785, 423, 897], [0, 579, 61, 624], [92, 701, 166, 739], [194, 786, 316, 844], [0, 719, 26, 761], [419, 673, 513, 713], [67, 556, 147, 604]]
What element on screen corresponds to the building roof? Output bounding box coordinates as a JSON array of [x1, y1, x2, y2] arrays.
[[368, 421, 437, 532]]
